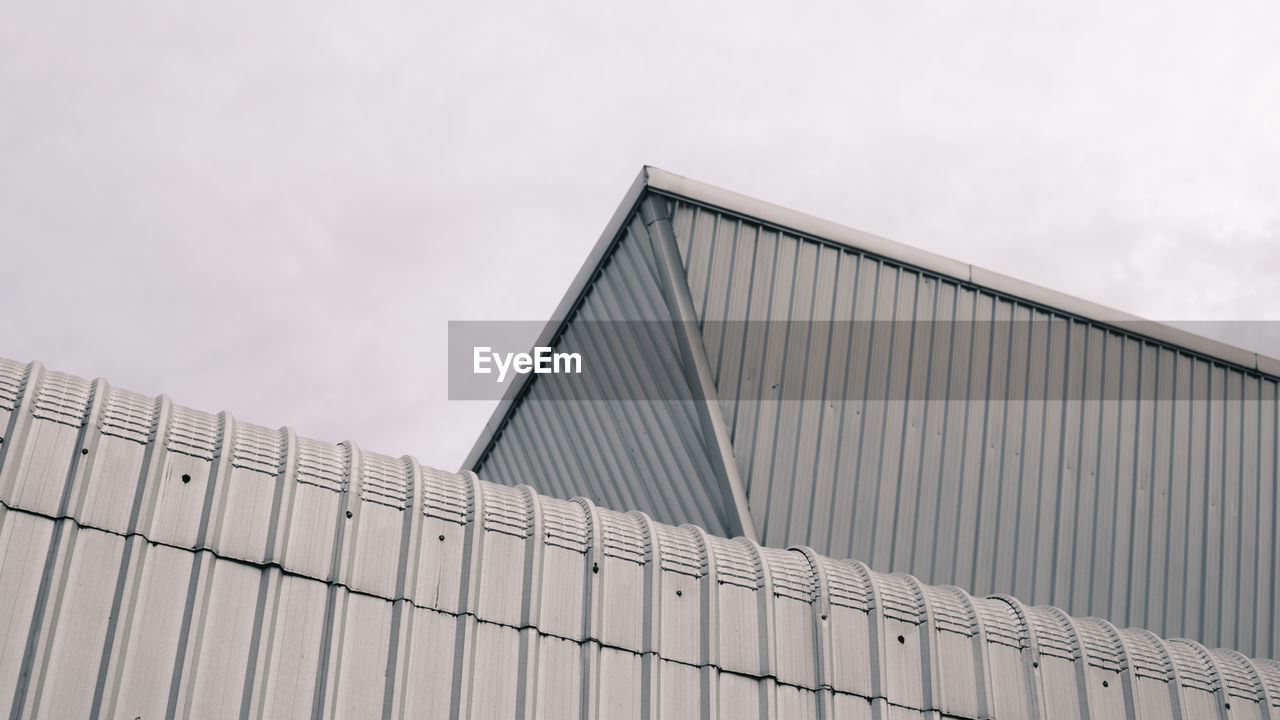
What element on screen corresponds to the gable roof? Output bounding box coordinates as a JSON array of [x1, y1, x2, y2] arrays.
[[465, 165, 1280, 473], [460, 166, 1280, 659]]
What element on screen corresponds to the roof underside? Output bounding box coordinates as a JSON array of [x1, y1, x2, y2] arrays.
[[1, 357, 1278, 719]]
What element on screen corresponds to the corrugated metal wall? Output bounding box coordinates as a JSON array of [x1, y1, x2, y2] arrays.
[[669, 197, 1280, 658], [472, 205, 732, 535], [2, 358, 1277, 719]]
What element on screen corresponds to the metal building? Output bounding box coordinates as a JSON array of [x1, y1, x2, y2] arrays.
[[465, 167, 1280, 658], [0, 358, 1277, 718]]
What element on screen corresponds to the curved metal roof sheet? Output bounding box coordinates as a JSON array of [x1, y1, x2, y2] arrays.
[[0, 356, 1276, 718]]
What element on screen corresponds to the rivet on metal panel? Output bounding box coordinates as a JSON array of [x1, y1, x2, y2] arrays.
[[181, 474, 191, 484], [345, 510, 353, 519]]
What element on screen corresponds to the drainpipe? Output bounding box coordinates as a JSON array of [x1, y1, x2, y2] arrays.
[[640, 194, 758, 543]]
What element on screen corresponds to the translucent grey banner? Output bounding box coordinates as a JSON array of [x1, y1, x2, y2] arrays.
[[448, 320, 1280, 401]]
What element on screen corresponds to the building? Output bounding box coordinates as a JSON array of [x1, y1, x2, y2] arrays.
[[466, 167, 1280, 658], [0, 357, 1277, 718]]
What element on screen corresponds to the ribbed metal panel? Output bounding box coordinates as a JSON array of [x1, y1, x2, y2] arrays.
[[668, 197, 1280, 658], [0, 359, 1275, 718], [472, 206, 732, 535]]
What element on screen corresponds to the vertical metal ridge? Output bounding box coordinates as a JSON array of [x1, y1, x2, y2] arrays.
[[732, 225, 784, 535], [397, 457, 424, 600], [165, 549, 211, 720], [0, 362, 40, 508], [976, 295, 1014, 597], [93, 535, 150, 720], [6, 515, 68, 720], [866, 265, 908, 570], [887, 270, 936, 575], [236, 563, 274, 720], [202, 410, 235, 554], [86, 534, 144, 720], [55, 377, 105, 522]]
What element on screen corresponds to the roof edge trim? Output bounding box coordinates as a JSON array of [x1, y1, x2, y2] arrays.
[[643, 165, 1277, 376], [460, 167, 656, 472]]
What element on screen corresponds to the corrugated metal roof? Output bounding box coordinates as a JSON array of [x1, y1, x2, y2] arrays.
[[1, 357, 1277, 718], [471, 204, 735, 536], [669, 196, 1280, 657], [463, 167, 1280, 658]]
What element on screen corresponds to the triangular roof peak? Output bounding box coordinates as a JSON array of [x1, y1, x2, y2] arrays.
[[465, 165, 1279, 473]]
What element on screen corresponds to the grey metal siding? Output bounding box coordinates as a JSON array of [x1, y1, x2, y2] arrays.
[[669, 197, 1280, 657], [472, 208, 733, 536], [2, 358, 1278, 719]]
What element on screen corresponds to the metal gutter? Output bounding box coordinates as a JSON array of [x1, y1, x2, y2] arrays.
[[638, 194, 758, 542]]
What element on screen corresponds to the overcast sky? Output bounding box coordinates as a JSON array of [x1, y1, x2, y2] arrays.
[[2, 1, 1278, 470]]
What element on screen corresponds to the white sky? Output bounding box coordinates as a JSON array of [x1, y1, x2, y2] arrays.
[[2, 1, 1278, 469]]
